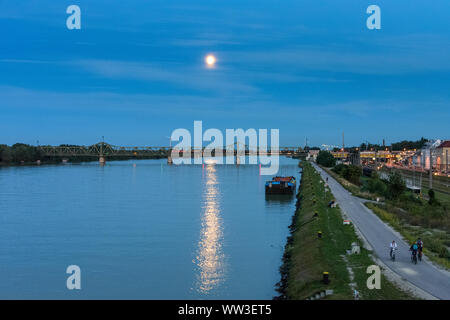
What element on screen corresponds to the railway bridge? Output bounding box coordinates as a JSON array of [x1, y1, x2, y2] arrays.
[[38, 141, 306, 164]]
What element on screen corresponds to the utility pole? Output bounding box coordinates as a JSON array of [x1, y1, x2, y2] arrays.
[[447, 149, 449, 173], [429, 148, 433, 189]]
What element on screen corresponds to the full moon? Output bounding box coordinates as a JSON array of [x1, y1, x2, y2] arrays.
[[205, 54, 216, 67]]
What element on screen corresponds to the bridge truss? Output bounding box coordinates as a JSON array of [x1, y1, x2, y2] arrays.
[[38, 142, 305, 158]]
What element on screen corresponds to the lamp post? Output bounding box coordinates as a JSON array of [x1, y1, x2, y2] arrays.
[[446, 149, 449, 173]]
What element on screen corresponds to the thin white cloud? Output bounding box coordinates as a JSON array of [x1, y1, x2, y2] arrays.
[[225, 34, 450, 75], [0, 59, 54, 64], [76, 59, 260, 95], [2, 86, 447, 120]]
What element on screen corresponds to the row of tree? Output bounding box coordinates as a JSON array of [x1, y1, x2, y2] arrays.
[[390, 137, 428, 151], [0, 144, 44, 164], [308, 138, 428, 152]]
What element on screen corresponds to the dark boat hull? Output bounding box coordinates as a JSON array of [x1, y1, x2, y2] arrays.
[[265, 184, 296, 194]]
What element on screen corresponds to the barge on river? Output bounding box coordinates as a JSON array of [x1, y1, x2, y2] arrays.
[[265, 176, 296, 194]]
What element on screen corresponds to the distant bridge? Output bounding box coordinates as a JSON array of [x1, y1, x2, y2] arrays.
[[38, 142, 305, 163], [39, 142, 170, 158]]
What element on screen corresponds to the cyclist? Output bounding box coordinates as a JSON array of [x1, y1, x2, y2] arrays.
[[389, 240, 398, 259], [417, 238, 424, 261], [410, 242, 418, 264]]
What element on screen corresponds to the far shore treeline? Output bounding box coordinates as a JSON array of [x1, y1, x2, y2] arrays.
[[0, 138, 430, 166], [0, 143, 165, 166]]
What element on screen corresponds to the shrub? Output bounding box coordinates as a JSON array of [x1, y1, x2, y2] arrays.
[[387, 172, 406, 200], [316, 151, 336, 167], [332, 163, 347, 175], [342, 165, 362, 186], [367, 177, 387, 195], [428, 189, 441, 206]]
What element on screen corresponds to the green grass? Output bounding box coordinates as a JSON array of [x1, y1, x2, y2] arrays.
[[283, 162, 414, 300], [422, 187, 450, 206], [366, 203, 450, 270]]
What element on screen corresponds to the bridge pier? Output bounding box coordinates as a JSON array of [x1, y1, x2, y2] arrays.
[[99, 156, 106, 165], [235, 154, 240, 166]]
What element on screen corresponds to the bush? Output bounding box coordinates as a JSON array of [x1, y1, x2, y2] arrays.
[[332, 163, 363, 186], [428, 189, 441, 206], [332, 164, 347, 175], [342, 165, 363, 185], [367, 177, 387, 195], [387, 172, 406, 200], [316, 151, 336, 167], [424, 237, 449, 259]]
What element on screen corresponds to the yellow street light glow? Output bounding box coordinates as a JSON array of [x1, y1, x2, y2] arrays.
[[205, 54, 216, 67]]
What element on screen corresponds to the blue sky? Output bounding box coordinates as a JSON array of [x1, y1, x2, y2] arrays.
[[0, 0, 449, 147]]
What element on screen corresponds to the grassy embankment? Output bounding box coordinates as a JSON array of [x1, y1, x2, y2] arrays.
[[322, 166, 450, 270], [278, 162, 413, 300]]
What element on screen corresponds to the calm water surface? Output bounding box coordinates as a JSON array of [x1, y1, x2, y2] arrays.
[[0, 157, 299, 299]]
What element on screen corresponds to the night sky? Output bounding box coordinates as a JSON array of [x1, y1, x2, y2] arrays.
[[1, 0, 449, 147]]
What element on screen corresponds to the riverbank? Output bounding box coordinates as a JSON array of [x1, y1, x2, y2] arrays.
[[0, 155, 167, 167], [277, 161, 414, 300]]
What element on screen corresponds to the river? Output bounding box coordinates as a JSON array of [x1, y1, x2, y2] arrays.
[[0, 157, 299, 299]]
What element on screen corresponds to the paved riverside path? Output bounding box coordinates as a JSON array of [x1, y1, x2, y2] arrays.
[[312, 163, 450, 300]]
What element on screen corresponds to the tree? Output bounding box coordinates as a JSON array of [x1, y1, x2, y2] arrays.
[[367, 171, 387, 195], [332, 163, 347, 175], [428, 189, 440, 206], [343, 165, 363, 185], [0, 144, 12, 163], [387, 172, 406, 200], [391, 138, 427, 151], [316, 151, 336, 167]]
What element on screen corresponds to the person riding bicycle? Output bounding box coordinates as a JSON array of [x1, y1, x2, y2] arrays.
[[417, 238, 424, 260], [389, 240, 398, 259], [410, 242, 418, 262]]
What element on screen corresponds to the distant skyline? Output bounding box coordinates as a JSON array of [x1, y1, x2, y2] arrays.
[[1, 0, 449, 147]]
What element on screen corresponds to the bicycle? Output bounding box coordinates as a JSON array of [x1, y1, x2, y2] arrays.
[[390, 247, 397, 261], [411, 251, 418, 264]]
